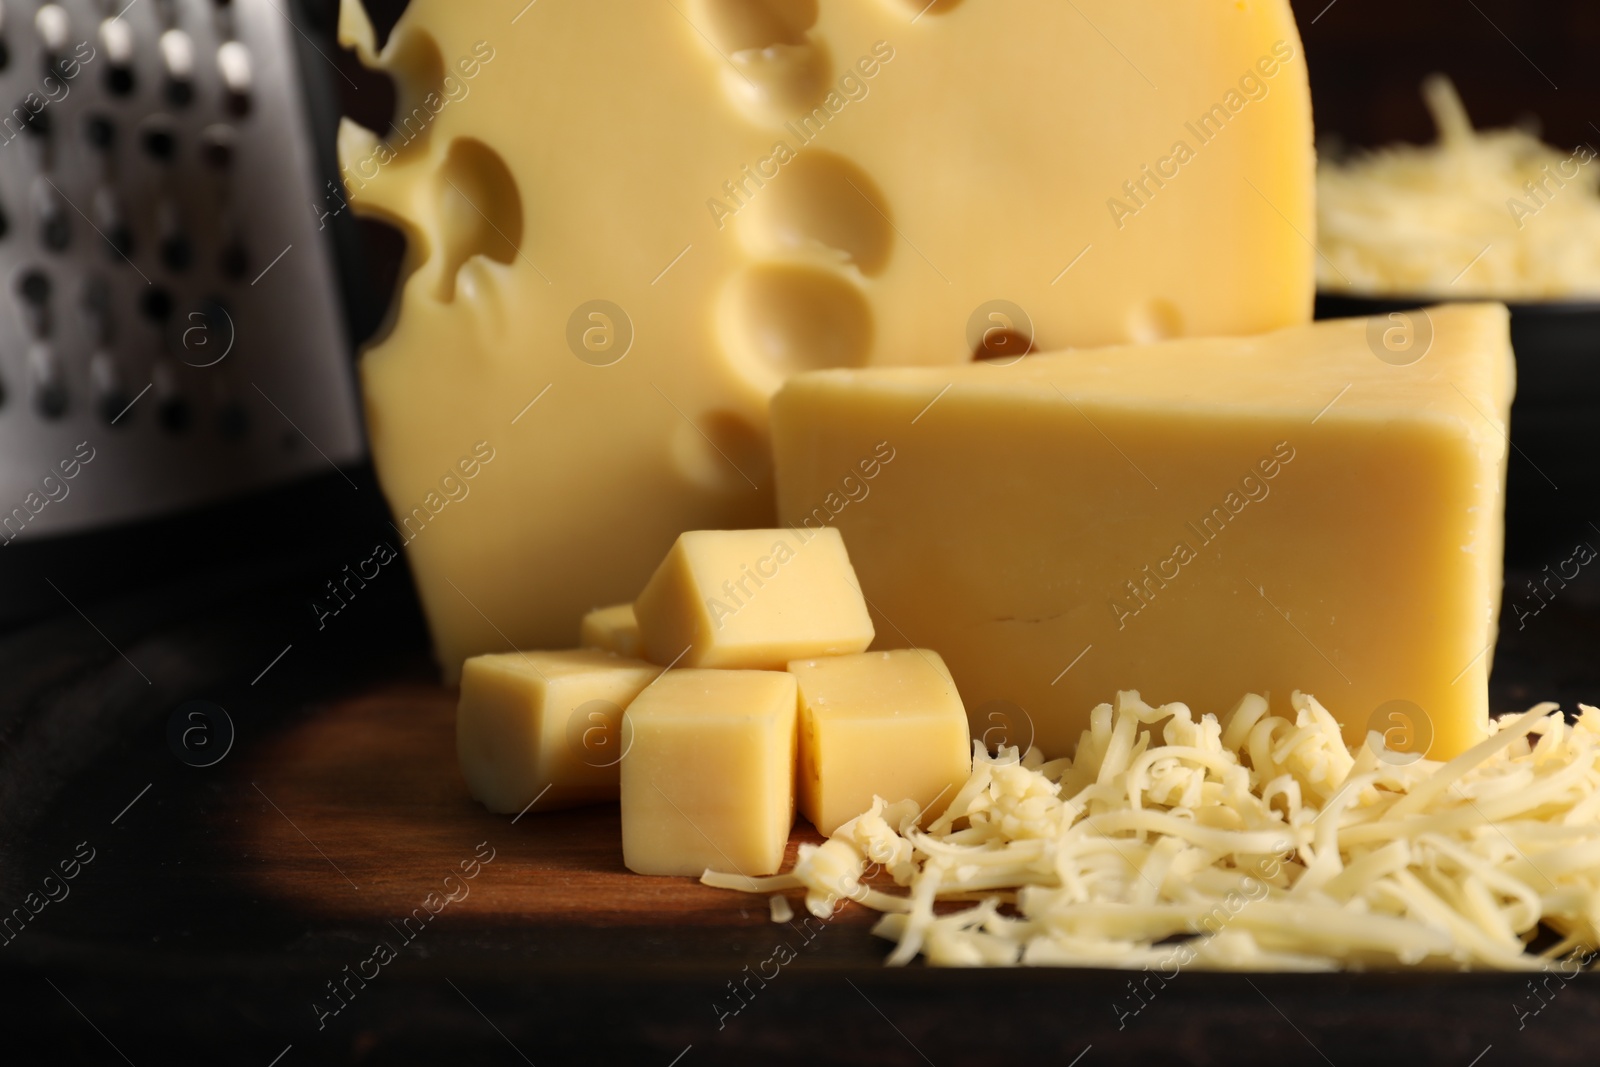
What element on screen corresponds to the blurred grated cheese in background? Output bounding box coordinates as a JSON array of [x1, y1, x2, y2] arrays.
[[708, 690, 1600, 970], [1317, 75, 1600, 299]]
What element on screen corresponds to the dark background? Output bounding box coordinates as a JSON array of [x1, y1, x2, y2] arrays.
[[1287, 0, 1598, 152]]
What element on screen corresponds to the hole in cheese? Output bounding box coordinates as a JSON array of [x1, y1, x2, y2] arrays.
[[694, 0, 817, 52], [671, 410, 772, 493], [384, 26, 444, 157], [434, 138, 522, 303], [720, 264, 873, 394], [882, 0, 965, 14], [739, 151, 893, 276], [1126, 298, 1184, 344], [692, 0, 828, 122], [972, 328, 1034, 363], [726, 43, 832, 121]]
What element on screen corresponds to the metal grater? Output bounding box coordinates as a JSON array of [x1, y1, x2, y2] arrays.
[[0, 0, 362, 549]]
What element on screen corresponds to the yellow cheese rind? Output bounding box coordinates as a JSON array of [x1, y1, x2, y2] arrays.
[[771, 304, 1514, 760], [339, 0, 1315, 681], [789, 649, 971, 836], [620, 669, 798, 877], [579, 603, 642, 659], [456, 649, 662, 813], [634, 528, 874, 670]]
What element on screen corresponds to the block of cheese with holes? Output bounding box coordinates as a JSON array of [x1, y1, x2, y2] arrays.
[[336, 0, 1314, 680], [621, 668, 799, 876], [789, 649, 971, 836], [771, 303, 1515, 760], [457, 649, 663, 812]]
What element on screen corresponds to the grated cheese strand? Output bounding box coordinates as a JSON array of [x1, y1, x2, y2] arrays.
[[1317, 74, 1600, 298], [705, 690, 1600, 970]]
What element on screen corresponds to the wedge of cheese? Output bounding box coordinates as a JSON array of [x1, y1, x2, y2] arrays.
[[337, 0, 1314, 680], [771, 304, 1515, 759]]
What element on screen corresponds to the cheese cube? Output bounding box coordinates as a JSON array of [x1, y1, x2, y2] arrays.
[[772, 303, 1514, 760], [457, 650, 661, 813], [620, 669, 798, 877], [634, 528, 874, 670], [580, 603, 642, 659], [338, 0, 1315, 682], [789, 649, 972, 836]]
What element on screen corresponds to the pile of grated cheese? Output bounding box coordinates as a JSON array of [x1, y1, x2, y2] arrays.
[[1317, 75, 1600, 299], [705, 690, 1600, 970]]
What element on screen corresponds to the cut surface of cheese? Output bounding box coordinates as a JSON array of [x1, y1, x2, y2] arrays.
[[634, 528, 874, 670], [336, 0, 1314, 681], [771, 303, 1514, 759], [789, 649, 971, 836], [580, 603, 642, 659], [457, 650, 663, 812], [620, 669, 798, 877]]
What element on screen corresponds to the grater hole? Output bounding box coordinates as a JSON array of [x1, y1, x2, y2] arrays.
[[161, 234, 192, 273], [41, 213, 69, 251], [141, 120, 177, 163], [20, 104, 49, 139], [36, 381, 67, 419], [142, 287, 173, 321], [85, 113, 115, 151], [158, 395, 192, 434], [107, 224, 134, 261], [200, 124, 234, 170], [18, 269, 50, 307], [219, 240, 247, 279]]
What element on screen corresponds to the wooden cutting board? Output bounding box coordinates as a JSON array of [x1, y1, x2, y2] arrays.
[[8, 559, 1600, 1064], [236, 677, 863, 944]]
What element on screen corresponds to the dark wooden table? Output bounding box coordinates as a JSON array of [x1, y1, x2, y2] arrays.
[[5, 526, 1600, 1065]]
